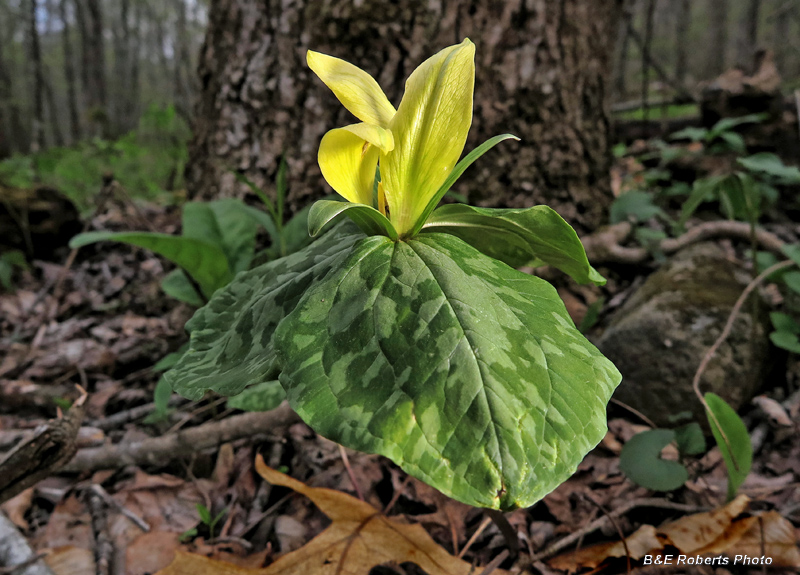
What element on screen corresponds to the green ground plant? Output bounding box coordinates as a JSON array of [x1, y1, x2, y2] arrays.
[[162, 40, 621, 510], [0, 105, 189, 210], [613, 115, 800, 499]]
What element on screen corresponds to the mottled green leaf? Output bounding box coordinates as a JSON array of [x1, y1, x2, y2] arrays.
[[705, 392, 752, 500], [619, 429, 688, 491], [308, 199, 398, 240], [69, 231, 232, 298], [227, 381, 286, 412], [422, 204, 604, 285], [273, 233, 620, 509], [164, 222, 364, 400]]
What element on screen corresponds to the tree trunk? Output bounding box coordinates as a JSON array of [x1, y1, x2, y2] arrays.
[[704, 0, 728, 78], [60, 0, 82, 142], [674, 0, 691, 84], [112, 0, 132, 133], [28, 0, 45, 152], [735, 0, 761, 69], [75, 0, 107, 135], [187, 0, 621, 235], [173, 0, 191, 121]]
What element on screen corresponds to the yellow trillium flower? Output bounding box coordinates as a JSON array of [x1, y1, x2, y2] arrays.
[[308, 39, 475, 237]]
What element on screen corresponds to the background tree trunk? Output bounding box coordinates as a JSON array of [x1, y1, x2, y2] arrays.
[[28, 0, 45, 152], [60, 0, 82, 142], [674, 0, 690, 84], [704, 0, 729, 78], [736, 0, 762, 68], [187, 0, 622, 234]]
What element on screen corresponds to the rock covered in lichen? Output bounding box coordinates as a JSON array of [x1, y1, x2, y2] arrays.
[[597, 242, 773, 428]]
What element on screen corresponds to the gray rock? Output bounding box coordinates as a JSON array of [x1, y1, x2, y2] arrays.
[[596, 242, 772, 428]]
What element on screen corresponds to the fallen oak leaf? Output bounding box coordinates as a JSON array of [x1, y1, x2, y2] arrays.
[[548, 494, 800, 571], [156, 455, 508, 575]]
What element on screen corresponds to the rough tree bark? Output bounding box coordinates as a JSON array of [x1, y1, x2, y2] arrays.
[[187, 0, 622, 234]]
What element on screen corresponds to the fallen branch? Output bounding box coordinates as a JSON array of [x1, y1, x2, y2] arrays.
[[581, 220, 785, 265], [63, 403, 300, 473], [0, 513, 53, 575]]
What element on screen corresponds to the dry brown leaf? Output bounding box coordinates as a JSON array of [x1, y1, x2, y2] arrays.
[[156, 456, 508, 575], [659, 494, 750, 552], [752, 395, 793, 427], [0, 487, 33, 529], [45, 545, 96, 575], [548, 495, 800, 571], [548, 525, 664, 570]]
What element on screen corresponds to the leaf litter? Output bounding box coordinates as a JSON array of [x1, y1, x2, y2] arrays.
[[1, 197, 800, 575]]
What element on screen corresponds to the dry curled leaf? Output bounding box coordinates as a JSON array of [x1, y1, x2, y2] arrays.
[[549, 495, 800, 571], [156, 456, 508, 575]]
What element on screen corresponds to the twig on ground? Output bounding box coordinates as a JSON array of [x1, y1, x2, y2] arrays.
[[582, 494, 631, 575], [88, 485, 149, 533], [338, 445, 365, 502], [0, 512, 53, 575], [0, 388, 87, 505], [63, 403, 300, 473], [529, 498, 709, 562], [691, 260, 796, 462], [581, 220, 785, 265], [458, 516, 492, 559], [87, 489, 112, 575], [87, 397, 187, 431], [478, 549, 509, 575]]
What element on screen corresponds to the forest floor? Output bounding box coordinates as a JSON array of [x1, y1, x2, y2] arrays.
[[1, 186, 800, 575]]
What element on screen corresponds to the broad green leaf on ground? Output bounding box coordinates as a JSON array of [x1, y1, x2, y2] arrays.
[[421, 204, 605, 285], [308, 199, 398, 240], [609, 191, 665, 224], [705, 392, 752, 500], [738, 152, 800, 183], [163, 222, 364, 400], [161, 269, 204, 306], [619, 429, 688, 491], [69, 231, 232, 298], [674, 422, 706, 456], [182, 199, 260, 274], [226, 381, 286, 412], [273, 233, 620, 509]]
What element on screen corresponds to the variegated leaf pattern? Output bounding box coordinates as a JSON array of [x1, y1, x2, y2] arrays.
[[164, 222, 363, 399], [273, 233, 620, 510]]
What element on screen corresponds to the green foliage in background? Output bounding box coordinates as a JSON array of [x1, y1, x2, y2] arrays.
[[0, 105, 189, 210]]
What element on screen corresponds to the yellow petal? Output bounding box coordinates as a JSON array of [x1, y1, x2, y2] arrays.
[[318, 127, 379, 205], [381, 39, 475, 236], [307, 51, 396, 127], [342, 122, 394, 153]]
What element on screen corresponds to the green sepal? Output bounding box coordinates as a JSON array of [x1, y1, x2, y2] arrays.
[[422, 204, 605, 285], [408, 134, 519, 238], [273, 232, 620, 509], [308, 199, 398, 241], [164, 222, 364, 399], [69, 231, 232, 298]]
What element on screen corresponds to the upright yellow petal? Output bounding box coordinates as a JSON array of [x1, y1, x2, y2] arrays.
[[318, 127, 379, 206], [307, 51, 397, 127], [341, 122, 394, 153], [381, 39, 475, 236]]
